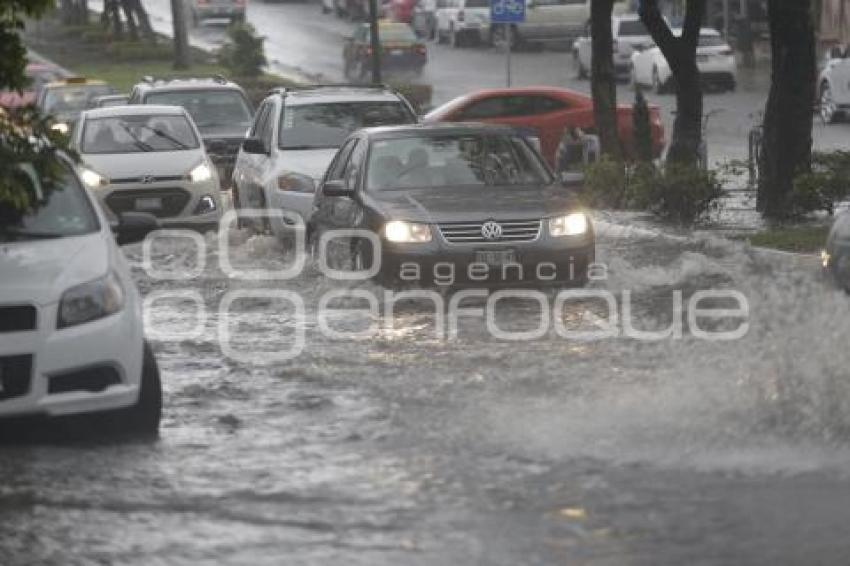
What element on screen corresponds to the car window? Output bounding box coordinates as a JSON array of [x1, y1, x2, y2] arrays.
[[618, 20, 650, 36], [279, 101, 415, 150], [81, 114, 200, 154], [42, 85, 115, 114], [326, 139, 358, 182], [343, 140, 368, 189], [366, 133, 552, 191], [250, 101, 271, 138], [458, 96, 542, 120], [533, 96, 568, 114], [0, 162, 99, 242], [145, 89, 253, 130]]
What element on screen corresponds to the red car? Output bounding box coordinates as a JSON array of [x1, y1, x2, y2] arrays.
[[423, 87, 666, 167], [389, 0, 417, 23], [0, 63, 63, 109]]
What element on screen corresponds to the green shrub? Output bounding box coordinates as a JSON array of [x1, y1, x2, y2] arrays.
[[105, 41, 172, 62], [632, 164, 723, 225], [582, 156, 628, 208], [217, 23, 267, 78], [788, 150, 850, 217]]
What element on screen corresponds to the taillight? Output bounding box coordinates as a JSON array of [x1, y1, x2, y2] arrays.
[[457, 9, 464, 21], [415, 44, 426, 55]]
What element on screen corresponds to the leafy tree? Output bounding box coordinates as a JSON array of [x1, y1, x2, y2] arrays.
[[218, 23, 267, 79], [638, 0, 706, 166], [757, 0, 817, 219], [590, 0, 623, 162]]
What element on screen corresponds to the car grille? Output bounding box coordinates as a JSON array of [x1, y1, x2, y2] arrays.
[[0, 355, 32, 401], [105, 188, 191, 218], [110, 175, 185, 185], [438, 219, 542, 244], [0, 305, 37, 333]]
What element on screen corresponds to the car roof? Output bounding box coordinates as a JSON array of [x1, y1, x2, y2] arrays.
[[361, 122, 520, 139], [44, 78, 108, 88], [134, 77, 245, 92], [81, 104, 188, 119], [275, 85, 406, 105]]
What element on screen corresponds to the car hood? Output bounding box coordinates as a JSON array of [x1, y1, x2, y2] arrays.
[[362, 185, 582, 223], [0, 232, 109, 306], [83, 151, 202, 179], [278, 148, 338, 183]]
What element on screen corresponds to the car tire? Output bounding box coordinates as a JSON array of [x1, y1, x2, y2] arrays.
[[115, 341, 162, 438], [821, 82, 841, 124], [351, 239, 392, 287]]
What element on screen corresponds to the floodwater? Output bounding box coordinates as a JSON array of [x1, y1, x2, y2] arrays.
[[3, 217, 850, 565]]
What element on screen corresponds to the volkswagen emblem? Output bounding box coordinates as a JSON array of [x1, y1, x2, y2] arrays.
[[140, 175, 155, 184], [481, 221, 503, 241]]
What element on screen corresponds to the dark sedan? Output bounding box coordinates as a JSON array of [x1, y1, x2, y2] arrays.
[[308, 124, 595, 288]]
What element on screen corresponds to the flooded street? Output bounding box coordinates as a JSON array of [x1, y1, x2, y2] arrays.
[[3, 219, 850, 565]]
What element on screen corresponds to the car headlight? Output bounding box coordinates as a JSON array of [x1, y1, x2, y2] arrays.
[[57, 272, 125, 329], [384, 220, 432, 243], [549, 212, 589, 237], [277, 173, 316, 193], [189, 162, 213, 183], [51, 122, 69, 135], [79, 167, 108, 188]]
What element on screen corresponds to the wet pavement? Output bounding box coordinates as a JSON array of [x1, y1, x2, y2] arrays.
[[3, 219, 850, 564]]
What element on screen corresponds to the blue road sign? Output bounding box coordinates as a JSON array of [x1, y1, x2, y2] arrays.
[[491, 0, 525, 24]]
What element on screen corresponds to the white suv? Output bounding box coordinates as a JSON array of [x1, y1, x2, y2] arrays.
[[819, 45, 850, 124], [232, 85, 417, 239], [435, 0, 491, 47], [574, 14, 655, 81], [72, 105, 223, 232], [0, 156, 161, 436], [505, 0, 628, 47]]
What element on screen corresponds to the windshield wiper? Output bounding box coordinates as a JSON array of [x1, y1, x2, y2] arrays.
[[118, 122, 154, 152], [135, 124, 189, 149]]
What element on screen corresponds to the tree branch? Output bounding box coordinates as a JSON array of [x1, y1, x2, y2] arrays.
[[682, 0, 706, 50], [638, 0, 678, 56]]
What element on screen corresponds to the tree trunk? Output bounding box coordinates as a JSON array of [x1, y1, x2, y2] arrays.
[[639, 0, 705, 167], [758, 0, 816, 218], [590, 0, 623, 161], [120, 0, 139, 40], [171, 0, 191, 69], [131, 0, 156, 41]]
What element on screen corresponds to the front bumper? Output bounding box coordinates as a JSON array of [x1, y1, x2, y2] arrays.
[[0, 304, 144, 419], [376, 230, 595, 287]]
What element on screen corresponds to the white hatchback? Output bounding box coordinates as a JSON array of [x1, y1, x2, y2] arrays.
[[0, 157, 161, 435], [73, 105, 222, 232]]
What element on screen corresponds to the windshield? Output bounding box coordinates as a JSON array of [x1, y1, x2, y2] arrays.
[[145, 90, 253, 129], [0, 163, 99, 242], [619, 20, 650, 36], [366, 133, 552, 191], [81, 114, 200, 154], [43, 85, 114, 115], [279, 102, 414, 150], [699, 34, 727, 47], [372, 25, 418, 43]]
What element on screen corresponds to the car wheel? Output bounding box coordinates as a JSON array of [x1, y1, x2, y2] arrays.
[[821, 83, 841, 124], [115, 342, 162, 438]]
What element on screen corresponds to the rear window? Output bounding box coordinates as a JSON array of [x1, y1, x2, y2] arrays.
[[81, 114, 200, 154], [619, 20, 649, 36], [279, 101, 415, 150], [145, 89, 253, 129], [374, 25, 418, 43]]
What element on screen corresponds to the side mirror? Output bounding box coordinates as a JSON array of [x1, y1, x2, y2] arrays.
[[113, 212, 159, 246], [322, 179, 354, 197], [242, 137, 267, 155]]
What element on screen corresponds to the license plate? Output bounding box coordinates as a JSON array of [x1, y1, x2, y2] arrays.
[[475, 250, 516, 267], [135, 197, 162, 211], [390, 49, 405, 56]]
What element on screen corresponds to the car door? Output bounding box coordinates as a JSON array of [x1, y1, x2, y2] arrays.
[[236, 100, 271, 210], [313, 139, 358, 236], [328, 138, 368, 231], [829, 54, 850, 106]]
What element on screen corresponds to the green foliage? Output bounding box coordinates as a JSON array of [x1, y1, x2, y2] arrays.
[[386, 81, 432, 114], [582, 156, 628, 208], [0, 0, 56, 90], [632, 89, 654, 164], [787, 150, 850, 218], [105, 41, 174, 62], [0, 107, 78, 219], [582, 158, 723, 225], [217, 23, 267, 78], [630, 163, 723, 225]]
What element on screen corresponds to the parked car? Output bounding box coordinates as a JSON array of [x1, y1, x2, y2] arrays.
[[0, 154, 161, 435], [232, 84, 417, 238], [423, 86, 665, 166], [824, 211, 850, 291], [818, 44, 850, 124], [72, 105, 223, 231], [493, 0, 628, 48], [92, 94, 130, 108], [632, 27, 737, 93], [435, 0, 490, 47], [186, 0, 245, 26], [37, 77, 116, 135], [129, 76, 254, 189], [308, 123, 594, 288], [412, 0, 438, 39], [343, 22, 428, 80], [389, 0, 418, 22], [573, 14, 656, 81]]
